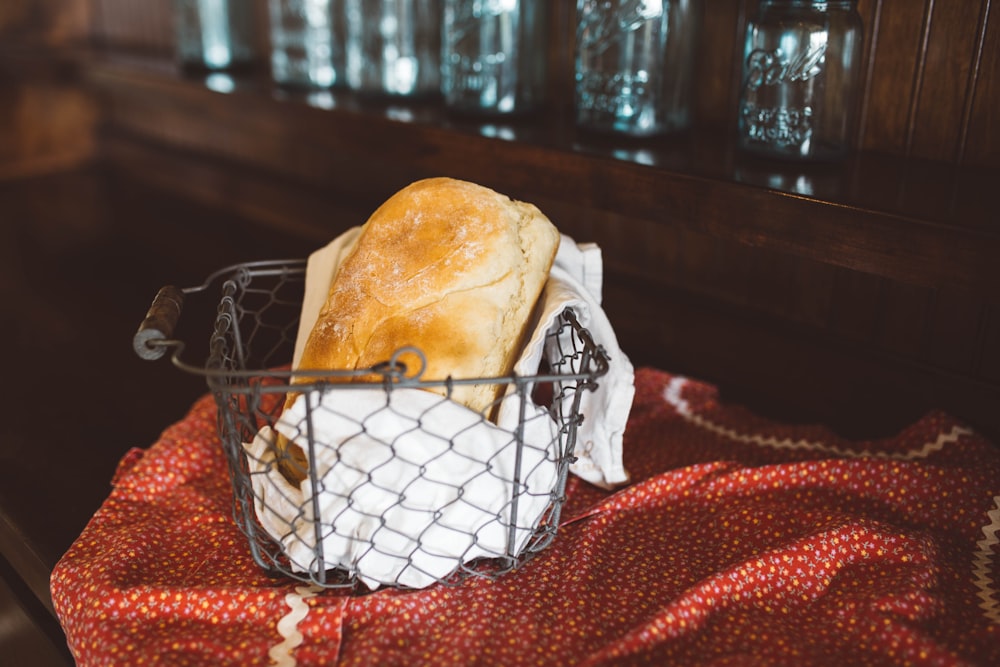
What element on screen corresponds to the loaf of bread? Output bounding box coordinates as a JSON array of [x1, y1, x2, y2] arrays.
[[274, 177, 561, 485]]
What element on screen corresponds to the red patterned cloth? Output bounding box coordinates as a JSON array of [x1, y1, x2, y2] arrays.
[[52, 368, 1000, 666]]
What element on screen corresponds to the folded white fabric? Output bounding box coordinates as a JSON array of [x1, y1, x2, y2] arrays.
[[244, 228, 634, 589], [513, 238, 634, 489], [245, 392, 559, 590]]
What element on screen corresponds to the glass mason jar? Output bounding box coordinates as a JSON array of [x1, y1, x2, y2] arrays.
[[441, 0, 547, 115], [268, 0, 342, 88], [342, 0, 442, 97], [575, 0, 699, 137], [737, 0, 863, 161], [174, 0, 257, 71]]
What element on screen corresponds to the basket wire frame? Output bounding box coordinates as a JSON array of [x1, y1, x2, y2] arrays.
[[150, 260, 610, 590]]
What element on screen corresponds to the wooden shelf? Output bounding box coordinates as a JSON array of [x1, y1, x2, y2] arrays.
[[83, 53, 1000, 303]]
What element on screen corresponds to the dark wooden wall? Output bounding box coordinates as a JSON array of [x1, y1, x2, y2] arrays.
[[0, 0, 97, 179]]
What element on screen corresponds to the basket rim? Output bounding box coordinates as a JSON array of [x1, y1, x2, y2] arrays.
[[163, 259, 611, 391]]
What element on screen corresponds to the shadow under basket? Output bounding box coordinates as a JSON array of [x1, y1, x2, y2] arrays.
[[135, 259, 610, 590]]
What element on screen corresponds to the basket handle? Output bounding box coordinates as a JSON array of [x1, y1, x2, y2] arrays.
[[133, 285, 185, 360]]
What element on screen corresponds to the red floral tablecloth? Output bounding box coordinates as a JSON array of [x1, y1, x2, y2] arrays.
[[52, 368, 1000, 666]]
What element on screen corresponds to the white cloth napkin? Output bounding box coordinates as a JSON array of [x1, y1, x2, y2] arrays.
[[244, 228, 634, 589], [514, 238, 635, 488]]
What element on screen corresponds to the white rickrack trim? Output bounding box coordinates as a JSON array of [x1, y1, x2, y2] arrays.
[[662, 376, 973, 461], [664, 376, 1000, 624], [972, 496, 1000, 624], [269, 585, 322, 667]]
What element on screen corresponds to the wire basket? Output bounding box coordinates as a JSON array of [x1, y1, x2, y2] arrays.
[[135, 259, 610, 590]]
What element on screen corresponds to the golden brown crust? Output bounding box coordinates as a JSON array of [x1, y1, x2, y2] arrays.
[[274, 178, 560, 485]]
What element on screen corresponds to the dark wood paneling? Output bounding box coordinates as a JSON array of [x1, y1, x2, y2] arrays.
[[0, 0, 90, 45], [982, 305, 1000, 384], [668, 230, 837, 331], [827, 269, 883, 343], [0, 1, 97, 179], [922, 288, 988, 376], [544, 2, 575, 116], [92, 0, 172, 52], [603, 272, 1000, 442], [854, 0, 881, 150], [964, 1, 1000, 166], [910, 1, 985, 162], [100, 132, 373, 242], [692, 0, 746, 131], [878, 280, 933, 361], [92, 0, 271, 59], [860, 0, 927, 155], [0, 83, 98, 180], [0, 561, 72, 666]]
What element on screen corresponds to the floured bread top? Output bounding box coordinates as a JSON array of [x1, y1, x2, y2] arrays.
[[294, 176, 561, 416]]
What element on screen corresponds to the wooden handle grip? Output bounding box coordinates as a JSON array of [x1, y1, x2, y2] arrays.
[[133, 285, 185, 360]]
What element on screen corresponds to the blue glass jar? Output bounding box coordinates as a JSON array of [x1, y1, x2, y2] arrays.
[[575, 0, 699, 137], [268, 0, 340, 88], [441, 0, 547, 115], [342, 0, 442, 97], [737, 0, 864, 161], [174, 0, 257, 71]]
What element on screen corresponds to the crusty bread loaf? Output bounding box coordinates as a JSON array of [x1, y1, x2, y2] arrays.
[[275, 177, 561, 485]]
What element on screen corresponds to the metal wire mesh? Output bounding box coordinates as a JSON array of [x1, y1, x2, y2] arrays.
[[152, 260, 610, 590]]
